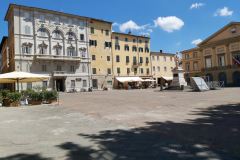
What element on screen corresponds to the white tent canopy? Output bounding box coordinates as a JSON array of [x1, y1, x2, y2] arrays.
[[116, 77, 143, 83], [161, 76, 173, 81], [142, 79, 156, 82]]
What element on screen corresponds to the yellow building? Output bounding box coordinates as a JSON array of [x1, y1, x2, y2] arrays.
[[111, 31, 152, 89], [181, 22, 240, 86], [150, 51, 175, 85], [88, 19, 114, 89]]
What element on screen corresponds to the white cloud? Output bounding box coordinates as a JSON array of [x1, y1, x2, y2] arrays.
[[147, 29, 153, 32], [190, 3, 205, 10], [139, 32, 150, 35], [112, 22, 119, 26], [153, 16, 184, 33], [112, 30, 115, 32], [214, 7, 233, 16], [191, 39, 202, 45], [117, 20, 149, 32], [177, 42, 181, 45]]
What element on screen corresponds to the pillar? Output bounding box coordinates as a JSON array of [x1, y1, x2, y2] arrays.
[[34, 34, 37, 54], [212, 47, 216, 67], [49, 36, 52, 55], [200, 50, 204, 69], [76, 39, 79, 56], [63, 37, 66, 56], [226, 44, 231, 66]]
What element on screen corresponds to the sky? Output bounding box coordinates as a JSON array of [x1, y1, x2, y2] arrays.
[[0, 0, 239, 57]]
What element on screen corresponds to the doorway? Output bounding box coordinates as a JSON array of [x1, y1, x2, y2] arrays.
[[56, 79, 63, 91], [157, 78, 161, 86], [92, 79, 98, 89]]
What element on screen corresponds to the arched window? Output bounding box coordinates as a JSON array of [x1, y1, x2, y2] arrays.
[[233, 71, 240, 86]]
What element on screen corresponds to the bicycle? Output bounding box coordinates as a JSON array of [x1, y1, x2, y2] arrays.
[[68, 88, 77, 93]]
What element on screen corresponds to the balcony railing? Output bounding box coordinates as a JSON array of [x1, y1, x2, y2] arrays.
[[201, 64, 238, 71], [132, 61, 139, 66], [115, 40, 119, 43], [35, 54, 81, 61]]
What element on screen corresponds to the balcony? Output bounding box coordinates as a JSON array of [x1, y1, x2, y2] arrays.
[[132, 61, 139, 67], [201, 64, 238, 71], [35, 54, 81, 61], [52, 71, 67, 77], [115, 40, 119, 44]]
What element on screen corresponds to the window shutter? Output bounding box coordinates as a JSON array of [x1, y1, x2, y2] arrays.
[[95, 40, 97, 46], [29, 47, 32, 54], [89, 40, 92, 46], [115, 45, 117, 50], [109, 42, 111, 48], [67, 49, 70, 56], [105, 41, 108, 47], [127, 68, 130, 73], [22, 46, 25, 54], [141, 68, 143, 73]]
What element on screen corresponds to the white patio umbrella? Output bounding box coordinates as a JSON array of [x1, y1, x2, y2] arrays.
[[0, 71, 51, 92], [142, 79, 156, 82]]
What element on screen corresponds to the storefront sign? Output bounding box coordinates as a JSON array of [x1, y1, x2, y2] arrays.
[[76, 78, 82, 82]]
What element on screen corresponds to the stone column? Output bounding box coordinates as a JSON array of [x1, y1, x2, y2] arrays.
[[226, 44, 231, 66], [212, 47, 216, 67], [34, 34, 37, 54], [76, 39, 79, 56], [49, 36, 52, 55], [63, 37, 66, 56], [200, 49, 204, 69]]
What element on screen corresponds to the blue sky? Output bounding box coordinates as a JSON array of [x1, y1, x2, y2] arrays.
[[0, 0, 239, 56]]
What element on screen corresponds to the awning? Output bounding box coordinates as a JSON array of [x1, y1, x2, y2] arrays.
[[161, 76, 173, 81], [116, 77, 143, 82], [142, 79, 156, 81]]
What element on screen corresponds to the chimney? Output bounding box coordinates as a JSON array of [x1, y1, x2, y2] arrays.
[[128, 31, 131, 35], [160, 50, 162, 53]]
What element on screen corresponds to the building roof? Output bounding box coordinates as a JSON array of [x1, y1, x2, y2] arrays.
[[112, 32, 150, 39], [0, 36, 8, 53], [4, 3, 113, 23], [150, 52, 175, 56], [180, 47, 200, 53]]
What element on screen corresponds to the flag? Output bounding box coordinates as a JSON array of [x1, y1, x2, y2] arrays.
[[233, 56, 240, 67]]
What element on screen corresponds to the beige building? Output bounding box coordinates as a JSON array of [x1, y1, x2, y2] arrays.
[[111, 31, 152, 89], [88, 19, 114, 90], [150, 50, 175, 85], [181, 22, 240, 86]]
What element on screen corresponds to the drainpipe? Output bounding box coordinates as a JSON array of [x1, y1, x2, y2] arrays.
[[19, 6, 22, 91], [85, 19, 91, 88], [110, 26, 114, 89], [137, 37, 139, 74]]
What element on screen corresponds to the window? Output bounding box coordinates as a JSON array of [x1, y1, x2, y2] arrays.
[[27, 82, 32, 89], [141, 68, 143, 74], [81, 51, 86, 57], [170, 57, 172, 61], [158, 66, 160, 72], [90, 40, 97, 46], [83, 80, 87, 87], [117, 68, 120, 73], [185, 64, 190, 71], [134, 68, 137, 73], [68, 50, 75, 56], [24, 12, 29, 19], [146, 57, 149, 63], [92, 68, 96, 74], [105, 30, 109, 36], [126, 56, 129, 62], [139, 47, 143, 52], [219, 55, 225, 66], [105, 42, 112, 48], [140, 57, 143, 63], [107, 81, 112, 86], [22, 46, 31, 54], [40, 47, 46, 54], [127, 68, 130, 73], [115, 36, 119, 43], [79, 22, 83, 28], [157, 56, 159, 61], [56, 48, 61, 55], [57, 65, 62, 71], [145, 40, 148, 46], [164, 57, 166, 61], [124, 46, 129, 51], [115, 45, 120, 50], [206, 57, 212, 68], [25, 26, 30, 34], [116, 55, 120, 62], [80, 34, 84, 40], [193, 52, 197, 58], [147, 68, 149, 73], [152, 56, 155, 61], [193, 62, 198, 71], [164, 67, 167, 72], [90, 21, 93, 23], [91, 27, 94, 34], [107, 56, 110, 61], [125, 38, 128, 42], [55, 31, 60, 38], [70, 65, 75, 71], [133, 39, 136, 43], [153, 66, 155, 72], [68, 20, 72, 25], [43, 81, 47, 88], [185, 54, 189, 59], [132, 46, 137, 52], [40, 15, 44, 21], [107, 68, 111, 74], [55, 17, 59, 23], [133, 57, 137, 64], [92, 55, 96, 60], [71, 80, 75, 88], [139, 40, 142, 44], [82, 65, 86, 72], [40, 28, 45, 36]]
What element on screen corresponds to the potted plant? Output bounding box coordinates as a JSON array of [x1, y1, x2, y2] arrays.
[[153, 83, 157, 88], [139, 84, 142, 89], [6, 92, 22, 107], [0, 92, 3, 106], [20, 90, 28, 97], [45, 90, 58, 104], [2, 90, 10, 99], [29, 91, 44, 105], [118, 84, 122, 89], [146, 82, 150, 88]]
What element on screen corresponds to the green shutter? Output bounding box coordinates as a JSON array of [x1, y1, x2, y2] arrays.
[[117, 68, 120, 73], [147, 68, 149, 73], [146, 57, 149, 63], [126, 56, 129, 62], [127, 68, 130, 73], [91, 27, 94, 34], [116, 55, 119, 62], [106, 30, 109, 36], [141, 68, 143, 73], [140, 57, 143, 63], [133, 57, 137, 63]]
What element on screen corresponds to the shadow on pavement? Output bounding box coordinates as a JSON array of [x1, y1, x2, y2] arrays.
[[1, 103, 240, 160]]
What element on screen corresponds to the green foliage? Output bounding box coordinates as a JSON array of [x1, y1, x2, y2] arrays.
[[145, 83, 150, 88], [153, 83, 157, 88], [33, 85, 42, 92], [2, 90, 10, 97], [45, 90, 58, 100], [20, 90, 28, 96], [118, 84, 122, 89], [7, 92, 22, 103], [0, 92, 3, 103], [139, 84, 142, 88], [26, 88, 34, 95], [29, 91, 44, 102]]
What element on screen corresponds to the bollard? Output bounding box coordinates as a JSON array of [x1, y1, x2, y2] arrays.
[[160, 85, 163, 91], [181, 85, 184, 90]]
